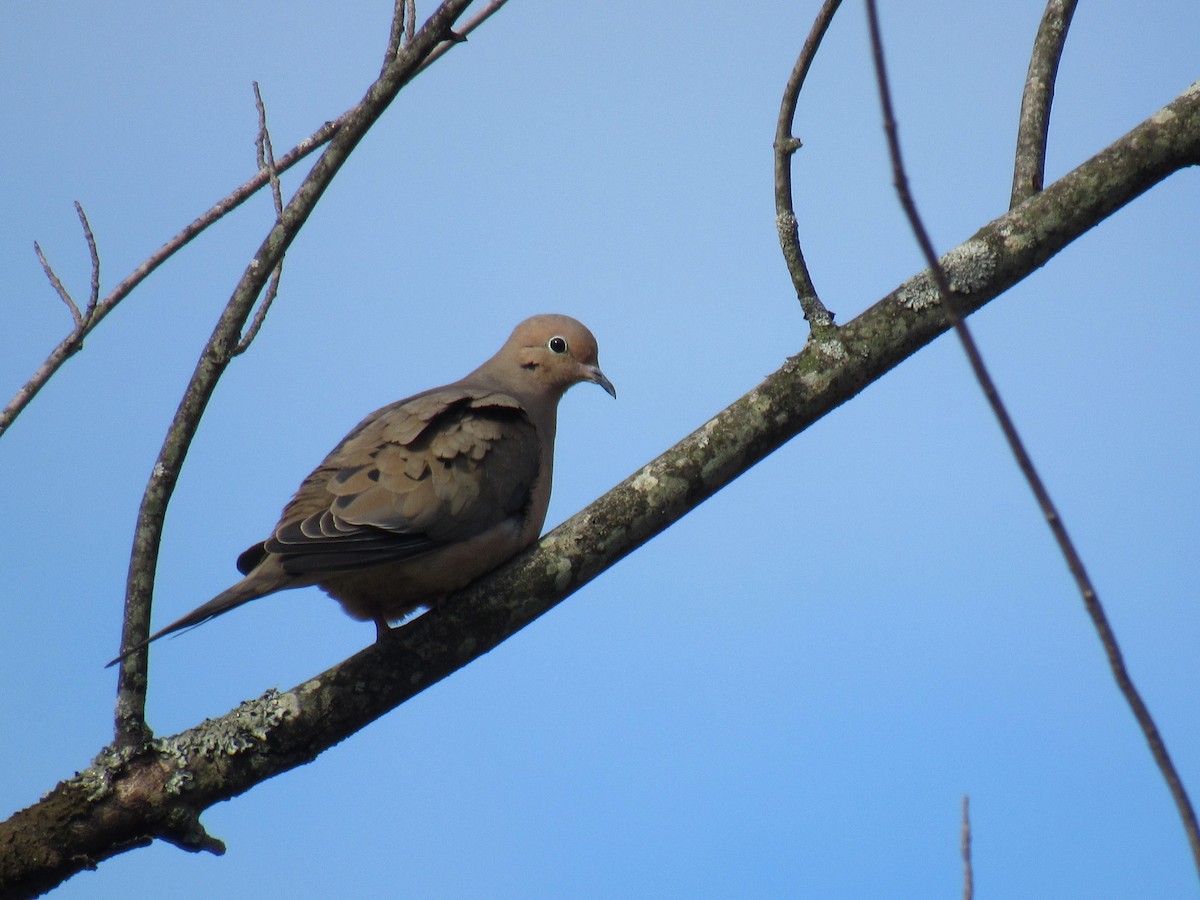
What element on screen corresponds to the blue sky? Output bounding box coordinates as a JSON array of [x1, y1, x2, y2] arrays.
[[2, 1, 1198, 897]]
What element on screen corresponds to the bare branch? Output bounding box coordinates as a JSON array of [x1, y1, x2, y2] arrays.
[[75, 202, 101, 315], [235, 264, 282, 357], [961, 795, 973, 900], [32, 241, 82, 330], [112, 0, 484, 750], [236, 82, 286, 355], [406, 0, 416, 43], [863, 0, 1200, 877], [253, 83, 285, 220], [773, 0, 840, 333], [383, 0, 407, 71], [1011, 0, 1078, 207]]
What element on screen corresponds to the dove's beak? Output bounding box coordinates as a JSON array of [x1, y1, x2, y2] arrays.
[[587, 366, 616, 399]]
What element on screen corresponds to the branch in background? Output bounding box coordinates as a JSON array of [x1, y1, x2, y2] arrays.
[[6, 80, 1198, 896], [1011, 0, 1078, 206], [32, 242, 81, 330], [235, 83, 286, 355], [26, 203, 100, 361], [112, 0, 484, 752], [773, 0, 841, 333], [863, 0, 1200, 877], [382, 0, 408, 71], [961, 796, 973, 900]]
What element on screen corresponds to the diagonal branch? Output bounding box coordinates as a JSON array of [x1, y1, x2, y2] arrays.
[[863, 0, 1200, 878], [773, 0, 841, 333], [6, 78, 1197, 897], [1011, 0, 1078, 207], [32, 240, 82, 329], [111, 0, 486, 751]]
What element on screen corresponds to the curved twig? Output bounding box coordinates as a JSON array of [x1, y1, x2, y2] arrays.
[[76, 202, 101, 317], [112, 0, 483, 750], [773, 0, 841, 333], [864, 0, 1200, 878], [1011, 0, 1078, 207]]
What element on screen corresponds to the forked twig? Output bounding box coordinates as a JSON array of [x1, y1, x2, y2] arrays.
[[1011, 0, 1078, 206], [1, 121, 338, 439], [774, 0, 841, 332], [863, 0, 1200, 878]]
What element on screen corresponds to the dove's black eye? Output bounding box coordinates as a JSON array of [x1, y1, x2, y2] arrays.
[[548, 336, 568, 354]]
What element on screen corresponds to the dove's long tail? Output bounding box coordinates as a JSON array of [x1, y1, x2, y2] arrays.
[[105, 569, 291, 667]]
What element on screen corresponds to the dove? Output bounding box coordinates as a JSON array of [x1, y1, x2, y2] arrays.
[[109, 314, 614, 666]]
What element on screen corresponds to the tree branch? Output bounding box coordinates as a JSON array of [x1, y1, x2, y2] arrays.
[[863, 0, 1200, 876], [1011, 0, 1078, 206], [773, 0, 841, 333], [234, 83, 286, 356], [961, 795, 973, 900], [6, 79, 1198, 897], [112, 0, 485, 750]]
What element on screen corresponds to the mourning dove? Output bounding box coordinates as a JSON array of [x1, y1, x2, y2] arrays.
[[109, 314, 614, 666]]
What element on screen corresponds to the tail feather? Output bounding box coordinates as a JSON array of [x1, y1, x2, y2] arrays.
[[105, 572, 288, 668]]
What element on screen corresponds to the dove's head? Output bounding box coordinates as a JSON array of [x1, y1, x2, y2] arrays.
[[498, 314, 616, 401]]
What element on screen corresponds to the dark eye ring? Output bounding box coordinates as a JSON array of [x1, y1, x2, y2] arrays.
[[548, 336, 568, 354]]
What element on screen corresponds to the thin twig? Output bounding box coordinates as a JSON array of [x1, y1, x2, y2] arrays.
[[863, 0, 1200, 878], [236, 265, 284, 356], [253, 83, 285, 219], [773, 0, 841, 332], [1011, 0, 1078, 207], [32, 241, 82, 329], [113, 0, 482, 750], [75, 202, 101, 316], [406, 0, 416, 43], [961, 795, 973, 900], [383, 0, 407, 72], [237, 83, 286, 355]]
